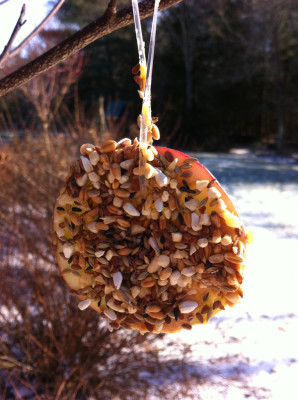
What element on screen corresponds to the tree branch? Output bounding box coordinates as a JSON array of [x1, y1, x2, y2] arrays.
[[9, 0, 66, 60], [0, 4, 26, 68], [0, 0, 183, 98]]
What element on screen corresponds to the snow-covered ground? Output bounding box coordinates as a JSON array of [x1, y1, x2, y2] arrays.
[[167, 152, 298, 399]]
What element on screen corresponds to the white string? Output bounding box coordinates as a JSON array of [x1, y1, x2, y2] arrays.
[[132, 0, 160, 193], [131, 0, 146, 68], [131, 0, 160, 191], [142, 0, 160, 136]]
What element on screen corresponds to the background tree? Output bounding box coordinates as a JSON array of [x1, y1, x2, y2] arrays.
[[19, 47, 84, 152]]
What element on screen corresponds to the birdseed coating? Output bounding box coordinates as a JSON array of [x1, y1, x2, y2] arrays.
[[52, 139, 246, 334]]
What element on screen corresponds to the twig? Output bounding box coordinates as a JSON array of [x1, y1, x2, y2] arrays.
[[0, 0, 11, 5], [105, 0, 118, 20], [9, 0, 66, 60], [0, 4, 26, 68], [0, 0, 183, 97]]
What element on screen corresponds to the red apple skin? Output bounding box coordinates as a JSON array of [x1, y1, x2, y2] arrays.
[[156, 146, 238, 217]]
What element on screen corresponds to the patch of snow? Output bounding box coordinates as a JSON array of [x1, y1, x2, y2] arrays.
[[162, 152, 298, 399]]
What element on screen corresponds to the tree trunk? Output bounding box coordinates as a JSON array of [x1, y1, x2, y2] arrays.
[[99, 95, 106, 137], [276, 93, 285, 151], [183, 60, 194, 148], [273, 28, 285, 152]]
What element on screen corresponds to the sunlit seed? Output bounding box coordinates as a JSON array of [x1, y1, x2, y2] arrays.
[[131, 286, 141, 298], [148, 237, 160, 255], [80, 143, 94, 155], [158, 255, 170, 268], [200, 213, 211, 226], [141, 277, 156, 288], [197, 238, 208, 248], [78, 298, 91, 310], [185, 198, 199, 212], [89, 150, 100, 165], [155, 197, 163, 212], [155, 169, 169, 187], [159, 267, 172, 280], [123, 202, 140, 217], [113, 271, 123, 289], [63, 242, 74, 259], [76, 173, 88, 187], [87, 222, 98, 233], [179, 300, 198, 314], [120, 159, 134, 170], [104, 308, 117, 321], [216, 198, 227, 211], [147, 257, 160, 273], [181, 266, 196, 277], [161, 191, 169, 202], [152, 124, 160, 140], [195, 180, 209, 191], [209, 254, 224, 263], [170, 179, 178, 189], [171, 232, 182, 242], [191, 212, 201, 231], [164, 209, 171, 219], [95, 250, 105, 258], [189, 243, 197, 256], [80, 156, 93, 173], [208, 186, 221, 200], [131, 225, 146, 235]]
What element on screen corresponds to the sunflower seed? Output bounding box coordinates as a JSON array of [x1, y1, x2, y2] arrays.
[[155, 197, 163, 212], [179, 300, 198, 314], [120, 159, 134, 170], [76, 173, 88, 186], [62, 242, 74, 259], [131, 286, 141, 298], [155, 169, 169, 187], [104, 308, 117, 320], [149, 237, 160, 255], [181, 266, 196, 277], [113, 271, 123, 289], [123, 202, 140, 217], [89, 150, 100, 165], [80, 156, 93, 173], [78, 298, 91, 310]]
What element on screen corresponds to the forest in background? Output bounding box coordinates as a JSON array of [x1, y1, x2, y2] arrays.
[[1, 0, 298, 152]]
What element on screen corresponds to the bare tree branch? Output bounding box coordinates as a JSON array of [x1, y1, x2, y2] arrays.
[[9, 0, 66, 60], [0, 0, 12, 5], [0, 0, 183, 98], [0, 4, 26, 68]]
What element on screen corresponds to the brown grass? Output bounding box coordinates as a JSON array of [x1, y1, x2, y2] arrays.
[[0, 133, 194, 400]]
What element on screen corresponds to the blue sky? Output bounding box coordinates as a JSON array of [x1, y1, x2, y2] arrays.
[[0, 0, 50, 54]]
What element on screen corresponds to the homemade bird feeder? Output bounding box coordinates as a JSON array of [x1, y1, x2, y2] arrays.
[[52, 0, 247, 334]]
